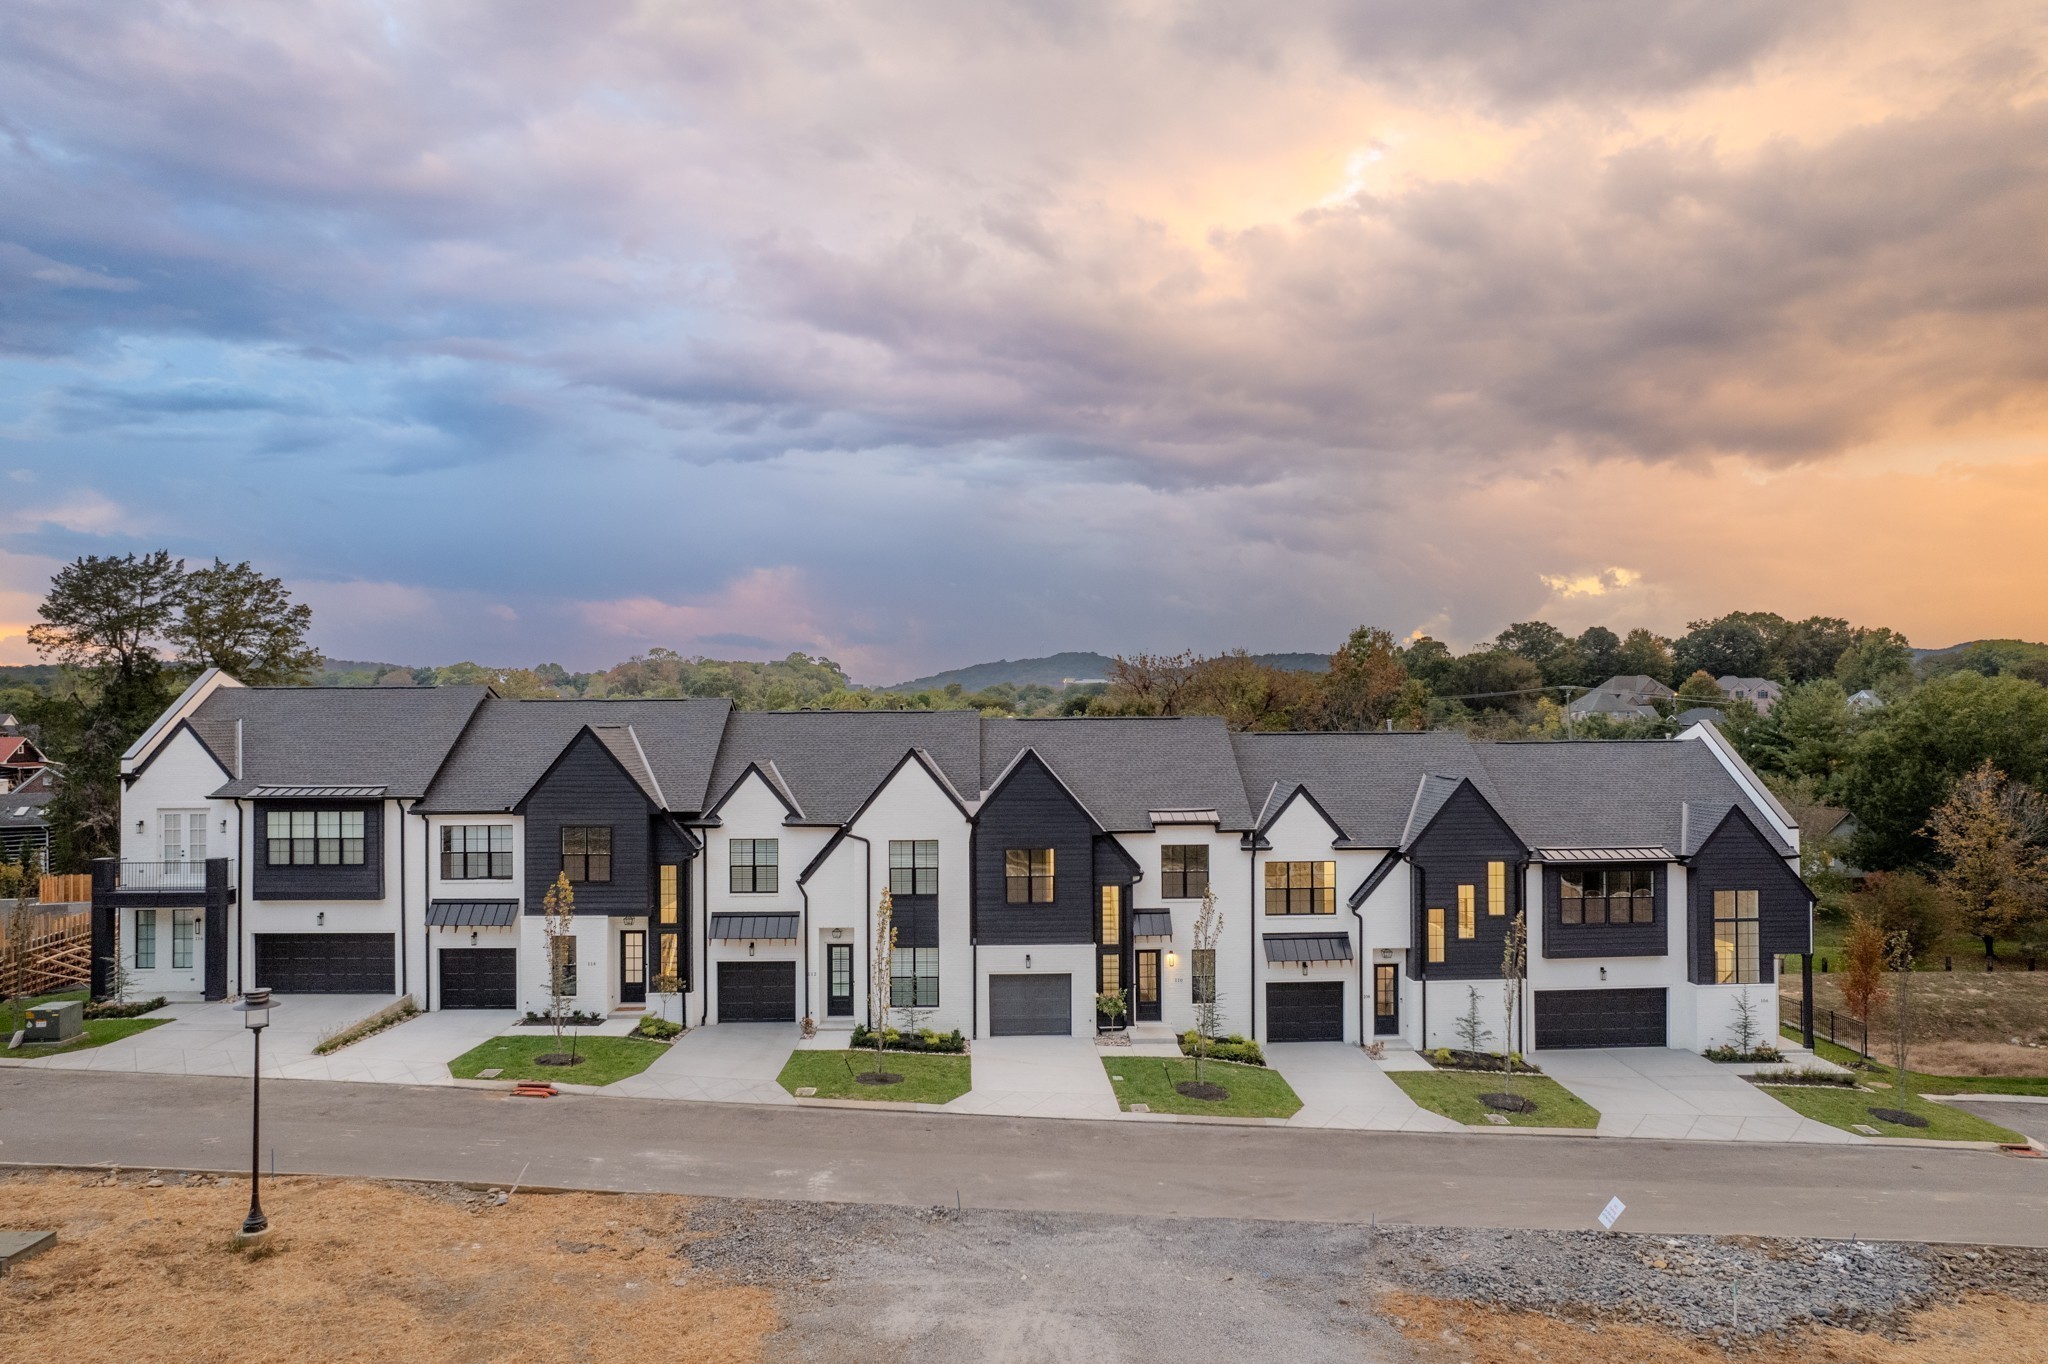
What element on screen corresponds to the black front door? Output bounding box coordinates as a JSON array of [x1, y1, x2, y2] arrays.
[[620, 930, 647, 1004], [1135, 950, 1161, 1021], [827, 942, 854, 1017], [1373, 963, 1399, 1035]]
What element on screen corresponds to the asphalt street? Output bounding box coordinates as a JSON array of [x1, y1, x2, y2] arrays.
[[5, 1069, 2045, 1245]]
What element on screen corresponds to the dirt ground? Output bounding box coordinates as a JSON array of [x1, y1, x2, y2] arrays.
[[0, 1172, 776, 1364], [5, 1172, 2047, 1363], [1789, 969, 2048, 1075]]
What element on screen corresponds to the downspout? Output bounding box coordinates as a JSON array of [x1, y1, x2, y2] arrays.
[[396, 800, 408, 1003], [798, 873, 812, 1024], [700, 847, 711, 1026], [1247, 836, 1259, 1042], [234, 799, 246, 995], [1516, 857, 1531, 1057], [416, 805, 432, 1012]]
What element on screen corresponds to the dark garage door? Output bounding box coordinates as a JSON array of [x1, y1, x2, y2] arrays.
[[718, 960, 796, 1022], [252, 933, 395, 994], [988, 973, 1071, 1036], [1535, 987, 1667, 1049], [1266, 981, 1345, 1042], [439, 948, 516, 1009]]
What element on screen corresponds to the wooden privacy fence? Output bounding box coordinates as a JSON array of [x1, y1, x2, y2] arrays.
[[40, 873, 92, 905], [1, 906, 93, 998]]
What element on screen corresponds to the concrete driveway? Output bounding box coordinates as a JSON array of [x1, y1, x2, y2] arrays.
[[609, 1022, 798, 1105], [1536, 1048, 1862, 1143], [1266, 1043, 1461, 1132], [13, 995, 398, 1079], [945, 1036, 1120, 1120], [275, 1007, 516, 1086]]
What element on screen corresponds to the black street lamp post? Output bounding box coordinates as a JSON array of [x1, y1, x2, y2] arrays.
[[233, 987, 276, 1240]]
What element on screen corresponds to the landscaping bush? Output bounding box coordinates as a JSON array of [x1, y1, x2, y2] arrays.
[[1704, 1044, 1785, 1064], [1751, 1066, 1858, 1087], [850, 1022, 967, 1054], [84, 996, 166, 1020], [634, 1016, 683, 1040], [521, 1009, 605, 1027], [1178, 1030, 1265, 1066], [1425, 1047, 1538, 1074], [313, 997, 419, 1055]]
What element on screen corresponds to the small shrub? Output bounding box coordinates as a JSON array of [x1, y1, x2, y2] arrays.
[[1704, 1044, 1785, 1064], [1178, 1030, 1264, 1066], [521, 1009, 605, 1027], [634, 1016, 683, 1040], [84, 996, 167, 1020], [1752, 1066, 1858, 1088], [850, 1022, 966, 1053]]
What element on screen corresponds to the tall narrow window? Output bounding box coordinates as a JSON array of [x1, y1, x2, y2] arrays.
[[1192, 948, 1216, 1004], [729, 838, 778, 893], [1099, 885, 1121, 945], [1264, 861, 1336, 914], [888, 840, 940, 895], [1457, 885, 1476, 938], [1161, 845, 1209, 899], [172, 908, 197, 970], [1487, 861, 1506, 916], [659, 865, 679, 925], [1005, 848, 1054, 903], [890, 947, 939, 1007], [1100, 952, 1121, 993], [1713, 889, 1761, 984], [1426, 908, 1446, 963], [658, 863, 680, 982], [551, 934, 579, 996], [561, 826, 612, 883], [134, 909, 157, 970]]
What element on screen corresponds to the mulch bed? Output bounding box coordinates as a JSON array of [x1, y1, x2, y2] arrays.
[[1868, 1107, 1930, 1128], [1175, 1081, 1230, 1102], [1480, 1092, 1536, 1113]]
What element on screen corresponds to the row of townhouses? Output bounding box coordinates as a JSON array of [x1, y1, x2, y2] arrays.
[[93, 669, 1814, 1054]]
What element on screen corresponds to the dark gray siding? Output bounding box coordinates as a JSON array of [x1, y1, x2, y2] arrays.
[[519, 728, 654, 917], [251, 800, 385, 901], [1687, 810, 1812, 984], [893, 894, 939, 948], [1541, 863, 1668, 959], [973, 753, 1095, 945], [1409, 783, 1523, 981]]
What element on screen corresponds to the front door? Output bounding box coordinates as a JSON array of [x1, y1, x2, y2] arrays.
[[1373, 963, 1399, 1036], [826, 942, 854, 1017], [1135, 949, 1161, 1021], [620, 930, 647, 1004]]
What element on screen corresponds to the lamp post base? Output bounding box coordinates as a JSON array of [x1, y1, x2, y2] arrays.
[[235, 1222, 272, 1246]]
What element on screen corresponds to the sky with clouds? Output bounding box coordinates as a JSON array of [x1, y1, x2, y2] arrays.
[[2, 1, 2045, 684]]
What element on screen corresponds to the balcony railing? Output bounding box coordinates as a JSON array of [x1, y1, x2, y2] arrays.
[[108, 859, 235, 892]]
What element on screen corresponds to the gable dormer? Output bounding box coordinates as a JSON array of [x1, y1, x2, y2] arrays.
[[972, 749, 1100, 945], [515, 726, 659, 916], [1405, 778, 1525, 981]]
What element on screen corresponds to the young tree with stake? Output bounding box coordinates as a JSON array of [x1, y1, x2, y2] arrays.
[[867, 886, 896, 1079], [1189, 889, 1223, 1084], [1500, 912, 1526, 1078], [542, 871, 576, 1055]]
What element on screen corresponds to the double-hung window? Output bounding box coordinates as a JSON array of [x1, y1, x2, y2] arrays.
[[134, 909, 157, 970], [1560, 866, 1656, 926], [888, 840, 938, 895], [442, 824, 512, 879], [1160, 845, 1209, 899], [266, 808, 365, 866], [1487, 861, 1507, 916], [1192, 948, 1217, 1004], [561, 826, 612, 883], [1005, 848, 1054, 903], [1457, 885, 1476, 938], [890, 947, 939, 1007], [730, 838, 778, 894], [1426, 908, 1446, 963], [658, 865, 681, 982], [1264, 860, 1335, 914], [1099, 886, 1121, 945], [1713, 890, 1761, 984], [551, 934, 579, 997], [172, 908, 197, 970]]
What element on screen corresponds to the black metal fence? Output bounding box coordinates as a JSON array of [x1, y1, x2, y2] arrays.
[[1780, 1000, 1869, 1058]]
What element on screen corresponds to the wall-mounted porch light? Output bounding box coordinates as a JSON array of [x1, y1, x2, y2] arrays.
[[316, 911, 325, 926], [1165, 951, 1178, 968], [1025, 953, 1032, 969], [470, 931, 479, 946], [136, 819, 145, 833], [831, 927, 843, 939], [748, 940, 756, 956]]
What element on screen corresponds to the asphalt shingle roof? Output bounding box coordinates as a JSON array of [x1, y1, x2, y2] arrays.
[[982, 716, 1256, 832], [1472, 740, 1791, 856], [195, 685, 492, 799], [705, 710, 983, 825], [417, 698, 732, 813], [1231, 732, 1504, 846]]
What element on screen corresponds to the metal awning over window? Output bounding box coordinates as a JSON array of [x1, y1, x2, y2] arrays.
[[426, 900, 518, 927], [249, 785, 387, 799], [1536, 846, 1672, 862], [1263, 933, 1353, 963], [1132, 910, 1173, 938], [709, 912, 800, 940]]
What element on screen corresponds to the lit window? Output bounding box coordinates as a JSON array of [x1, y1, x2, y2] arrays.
[[1487, 861, 1506, 916], [1100, 885, 1120, 945], [1458, 885, 1476, 938], [659, 864, 679, 924], [888, 840, 939, 895], [1005, 848, 1054, 903], [1713, 889, 1761, 984], [1100, 952, 1120, 993], [1264, 861, 1336, 915], [1426, 908, 1446, 963]]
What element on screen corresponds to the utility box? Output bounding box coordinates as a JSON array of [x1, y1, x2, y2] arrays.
[[24, 999, 83, 1044]]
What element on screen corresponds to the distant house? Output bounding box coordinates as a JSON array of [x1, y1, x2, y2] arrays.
[[1672, 707, 1724, 728], [1567, 674, 1675, 722], [1716, 676, 1782, 715], [1846, 689, 1884, 714], [0, 716, 53, 791], [0, 765, 53, 866]]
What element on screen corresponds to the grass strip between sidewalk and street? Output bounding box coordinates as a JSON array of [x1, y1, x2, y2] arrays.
[[448, 1034, 670, 1086], [1102, 1056, 1303, 1118], [1755, 1084, 2025, 1143], [777, 1049, 971, 1104], [1390, 1069, 1599, 1128], [7, 1016, 169, 1057]]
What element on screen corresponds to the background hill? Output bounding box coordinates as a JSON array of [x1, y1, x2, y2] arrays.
[[887, 650, 1328, 692]]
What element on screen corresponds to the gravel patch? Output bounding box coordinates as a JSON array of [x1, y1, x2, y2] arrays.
[[675, 1198, 2048, 1360]]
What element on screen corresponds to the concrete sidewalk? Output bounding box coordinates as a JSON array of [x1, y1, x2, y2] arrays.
[[1265, 1043, 1462, 1132], [1537, 1047, 1863, 1143]]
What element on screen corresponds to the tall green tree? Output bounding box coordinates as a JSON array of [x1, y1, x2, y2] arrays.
[[1574, 625, 1623, 681], [168, 558, 321, 684], [1315, 626, 1410, 730], [1924, 761, 2047, 964], [1613, 628, 1674, 684], [1833, 627, 1914, 693]]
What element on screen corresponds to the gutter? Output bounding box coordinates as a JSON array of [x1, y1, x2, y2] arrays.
[[234, 799, 246, 995], [414, 804, 431, 1011], [396, 799, 408, 1004]]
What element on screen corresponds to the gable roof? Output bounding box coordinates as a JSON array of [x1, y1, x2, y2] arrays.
[[1473, 740, 1794, 857], [1231, 731, 1501, 849], [191, 684, 492, 800], [418, 697, 732, 813], [705, 710, 981, 826], [983, 716, 1255, 832]]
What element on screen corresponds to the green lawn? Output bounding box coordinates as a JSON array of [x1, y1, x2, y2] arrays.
[[7, 1017, 170, 1057], [1756, 1082, 2025, 1143], [1782, 1029, 2048, 1097], [20, 988, 90, 1008], [779, 1049, 971, 1104], [1102, 1056, 1302, 1119], [1390, 1069, 1600, 1129], [448, 1034, 671, 1086]]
